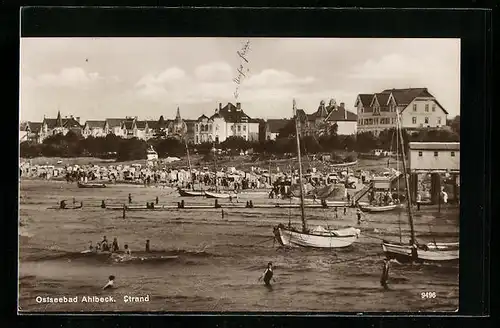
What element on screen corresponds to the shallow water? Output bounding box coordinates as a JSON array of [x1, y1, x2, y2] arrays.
[[18, 180, 459, 312]]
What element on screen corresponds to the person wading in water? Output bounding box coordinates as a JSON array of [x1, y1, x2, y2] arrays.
[[258, 262, 275, 288]]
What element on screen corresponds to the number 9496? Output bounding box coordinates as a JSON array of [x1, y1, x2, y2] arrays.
[[421, 292, 436, 299]]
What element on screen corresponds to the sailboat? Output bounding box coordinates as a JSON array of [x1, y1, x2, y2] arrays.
[[359, 132, 402, 213], [273, 99, 360, 248], [381, 111, 459, 263], [204, 142, 237, 199], [177, 138, 205, 197]]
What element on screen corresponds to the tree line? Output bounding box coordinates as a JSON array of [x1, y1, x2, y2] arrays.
[[20, 125, 459, 162]]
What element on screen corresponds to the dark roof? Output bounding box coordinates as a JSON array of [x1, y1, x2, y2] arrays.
[[123, 121, 134, 130], [29, 122, 42, 132], [84, 120, 106, 129], [63, 118, 82, 129], [267, 119, 290, 133], [210, 112, 222, 119], [296, 109, 308, 121], [135, 121, 147, 129], [219, 103, 251, 123], [249, 118, 262, 123], [43, 117, 81, 129], [106, 118, 125, 128], [146, 120, 159, 130], [374, 93, 390, 107], [383, 88, 434, 106], [409, 142, 459, 151], [325, 106, 358, 122], [357, 94, 374, 107], [197, 114, 209, 121], [43, 118, 59, 129]]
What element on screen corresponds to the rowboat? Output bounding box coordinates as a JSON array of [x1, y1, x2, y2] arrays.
[[359, 204, 399, 213], [77, 182, 106, 188]]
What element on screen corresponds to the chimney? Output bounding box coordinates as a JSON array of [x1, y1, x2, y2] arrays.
[[219, 103, 222, 110], [340, 102, 345, 109], [236, 102, 241, 110]]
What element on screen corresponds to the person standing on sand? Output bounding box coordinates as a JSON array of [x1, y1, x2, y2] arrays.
[[128, 193, 132, 204], [145, 240, 150, 252], [112, 238, 119, 252]]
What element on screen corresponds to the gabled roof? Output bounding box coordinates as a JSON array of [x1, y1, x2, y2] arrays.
[[356, 94, 374, 107], [63, 118, 82, 129], [43, 118, 59, 129], [123, 120, 135, 130], [29, 122, 42, 132], [135, 121, 147, 129], [384, 88, 434, 106], [219, 103, 252, 123], [43, 117, 81, 129], [296, 109, 308, 122], [146, 120, 159, 130], [325, 106, 358, 122], [106, 118, 125, 128], [197, 114, 210, 121], [374, 93, 390, 107], [84, 120, 106, 129]]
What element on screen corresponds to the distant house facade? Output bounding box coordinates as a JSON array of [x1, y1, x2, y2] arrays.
[[38, 111, 82, 141], [356, 88, 449, 135], [297, 99, 358, 136], [105, 118, 127, 137], [193, 102, 260, 145], [20, 121, 43, 143], [82, 120, 108, 138]]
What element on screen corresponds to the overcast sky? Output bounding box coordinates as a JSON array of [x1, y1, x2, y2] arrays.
[[20, 38, 460, 123]]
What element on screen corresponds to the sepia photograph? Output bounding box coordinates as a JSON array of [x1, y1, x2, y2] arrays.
[[19, 37, 460, 313]]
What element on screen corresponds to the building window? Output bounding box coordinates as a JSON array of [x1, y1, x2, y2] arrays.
[[243, 125, 246, 132], [425, 117, 429, 124], [451, 151, 455, 157], [237, 126, 241, 132], [418, 151, 422, 157], [425, 104, 429, 112], [434, 151, 438, 157], [412, 117, 417, 124], [432, 104, 436, 112], [437, 117, 442, 125], [413, 104, 417, 111]]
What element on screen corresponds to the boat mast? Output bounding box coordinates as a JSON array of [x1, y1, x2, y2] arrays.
[[293, 99, 307, 233], [184, 137, 194, 189], [213, 141, 218, 192], [396, 111, 416, 245]]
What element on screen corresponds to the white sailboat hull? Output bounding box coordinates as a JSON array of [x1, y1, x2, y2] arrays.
[[360, 204, 399, 212], [274, 226, 360, 248], [382, 241, 459, 263], [204, 191, 237, 199]]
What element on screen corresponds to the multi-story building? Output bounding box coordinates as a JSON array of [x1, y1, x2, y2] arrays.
[[20, 121, 43, 143], [296, 99, 358, 136], [39, 111, 82, 141], [82, 120, 107, 138], [193, 102, 261, 144], [105, 118, 127, 137], [355, 88, 449, 135]]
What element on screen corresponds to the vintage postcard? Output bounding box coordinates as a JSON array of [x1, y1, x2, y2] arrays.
[[19, 37, 460, 312]]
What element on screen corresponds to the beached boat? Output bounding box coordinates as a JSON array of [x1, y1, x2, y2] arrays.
[[381, 112, 459, 263], [360, 204, 399, 213], [204, 191, 237, 199], [77, 181, 106, 188], [177, 188, 206, 197], [273, 99, 360, 249]]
